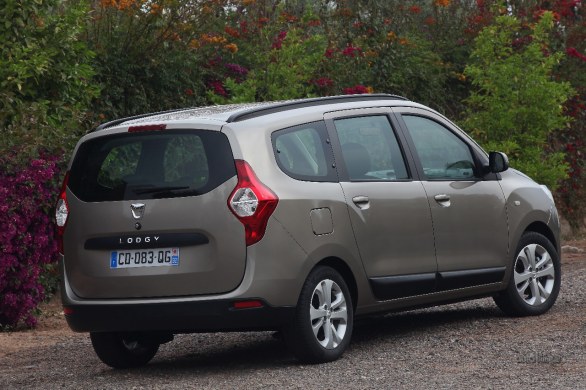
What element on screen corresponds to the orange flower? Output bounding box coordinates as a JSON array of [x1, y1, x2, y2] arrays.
[[256, 17, 269, 27], [434, 0, 451, 6], [150, 3, 161, 15], [225, 26, 240, 38], [386, 31, 397, 41], [189, 39, 201, 49], [201, 34, 227, 45], [279, 12, 298, 23], [224, 43, 238, 53], [99, 0, 135, 10], [399, 38, 410, 45]]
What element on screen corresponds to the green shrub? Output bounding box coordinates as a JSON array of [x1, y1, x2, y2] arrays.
[[0, 0, 99, 155], [87, 1, 209, 120], [0, 0, 98, 328], [462, 12, 574, 190]]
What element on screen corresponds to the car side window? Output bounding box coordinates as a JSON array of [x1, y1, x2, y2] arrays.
[[273, 121, 334, 181], [334, 115, 409, 181], [402, 115, 476, 180]]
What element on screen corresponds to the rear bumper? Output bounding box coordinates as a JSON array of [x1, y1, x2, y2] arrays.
[[64, 299, 295, 333]]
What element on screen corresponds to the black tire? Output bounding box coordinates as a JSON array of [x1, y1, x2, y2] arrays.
[[283, 266, 354, 363], [90, 332, 160, 369], [494, 231, 561, 316]]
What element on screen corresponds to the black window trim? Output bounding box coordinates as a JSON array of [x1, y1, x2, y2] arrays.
[[324, 108, 417, 183], [391, 108, 500, 182], [271, 120, 338, 183]]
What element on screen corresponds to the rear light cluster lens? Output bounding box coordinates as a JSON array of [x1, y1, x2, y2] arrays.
[[230, 188, 259, 217], [228, 160, 278, 246], [55, 171, 70, 254], [55, 199, 68, 227]]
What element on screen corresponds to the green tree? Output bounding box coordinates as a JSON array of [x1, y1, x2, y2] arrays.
[[0, 0, 99, 328], [0, 0, 99, 155], [209, 28, 327, 103], [87, 1, 211, 120], [463, 12, 574, 189]]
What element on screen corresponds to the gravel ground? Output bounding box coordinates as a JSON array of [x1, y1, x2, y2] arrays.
[[1, 243, 584, 389]]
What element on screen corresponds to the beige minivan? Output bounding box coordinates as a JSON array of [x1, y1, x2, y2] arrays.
[[56, 95, 561, 368]]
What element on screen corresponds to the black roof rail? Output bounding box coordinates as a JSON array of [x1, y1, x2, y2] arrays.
[[93, 107, 196, 132], [226, 94, 408, 123], [93, 94, 408, 131]]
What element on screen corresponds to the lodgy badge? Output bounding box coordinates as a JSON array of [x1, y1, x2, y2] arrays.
[[119, 236, 160, 245]]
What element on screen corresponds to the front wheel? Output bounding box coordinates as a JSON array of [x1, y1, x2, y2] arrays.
[[494, 231, 561, 316], [283, 266, 354, 363], [90, 332, 160, 369]]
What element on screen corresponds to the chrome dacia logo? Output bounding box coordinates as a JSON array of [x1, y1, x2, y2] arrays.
[[130, 203, 145, 220]]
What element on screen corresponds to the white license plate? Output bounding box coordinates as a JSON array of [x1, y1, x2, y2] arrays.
[[110, 248, 180, 269]]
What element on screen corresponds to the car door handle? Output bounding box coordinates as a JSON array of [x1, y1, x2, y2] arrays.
[[352, 196, 370, 210], [434, 194, 451, 207]]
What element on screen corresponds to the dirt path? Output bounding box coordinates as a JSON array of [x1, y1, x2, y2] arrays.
[[0, 239, 584, 389]]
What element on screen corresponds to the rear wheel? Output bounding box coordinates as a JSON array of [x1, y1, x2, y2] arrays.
[[283, 266, 353, 363], [90, 332, 160, 369], [494, 231, 561, 316]]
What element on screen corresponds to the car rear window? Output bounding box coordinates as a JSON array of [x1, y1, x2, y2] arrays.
[[68, 130, 235, 202]]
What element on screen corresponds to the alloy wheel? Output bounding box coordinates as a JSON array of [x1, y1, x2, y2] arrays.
[[309, 279, 348, 349], [514, 243, 556, 306]]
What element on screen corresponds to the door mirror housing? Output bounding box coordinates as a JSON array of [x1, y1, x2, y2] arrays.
[[487, 151, 509, 173]]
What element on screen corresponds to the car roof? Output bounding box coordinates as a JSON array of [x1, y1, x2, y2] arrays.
[[94, 94, 409, 131]]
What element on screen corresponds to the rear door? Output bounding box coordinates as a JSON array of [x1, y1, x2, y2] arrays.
[[394, 108, 509, 290], [325, 109, 438, 300], [64, 128, 245, 299]]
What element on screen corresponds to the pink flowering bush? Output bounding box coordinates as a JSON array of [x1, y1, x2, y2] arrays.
[[0, 153, 62, 328]]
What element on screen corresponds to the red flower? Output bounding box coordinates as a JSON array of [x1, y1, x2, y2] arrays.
[[208, 81, 227, 97], [342, 45, 362, 58], [272, 31, 288, 50], [184, 88, 194, 96], [409, 5, 422, 14], [313, 77, 334, 88], [567, 47, 586, 62], [325, 48, 336, 58], [343, 85, 369, 94], [224, 26, 240, 39]]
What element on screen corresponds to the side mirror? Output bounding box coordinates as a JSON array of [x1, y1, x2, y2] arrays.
[[487, 151, 509, 173]]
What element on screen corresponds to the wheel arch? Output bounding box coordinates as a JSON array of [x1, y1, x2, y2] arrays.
[[524, 221, 558, 254], [313, 257, 358, 309]]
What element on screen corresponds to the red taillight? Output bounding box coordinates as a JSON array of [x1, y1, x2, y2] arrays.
[[228, 160, 278, 246], [128, 124, 166, 132], [55, 171, 70, 254]]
